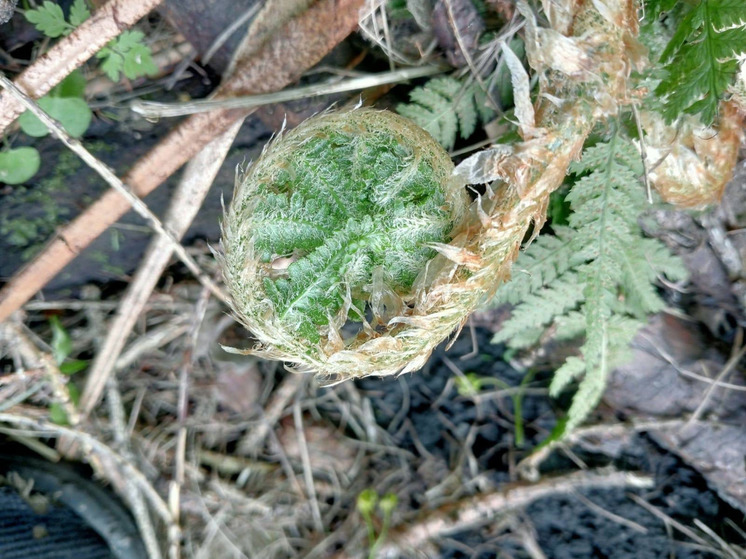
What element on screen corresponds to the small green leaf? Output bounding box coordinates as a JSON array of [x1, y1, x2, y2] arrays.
[[51, 69, 87, 98], [378, 493, 398, 515], [97, 48, 123, 81], [68, 0, 90, 27], [116, 29, 145, 50], [122, 42, 157, 80], [0, 147, 41, 185], [49, 402, 69, 425], [59, 359, 88, 375], [356, 489, 378, 516], [19, 96, 92, 138], [25, 1, 69, 38], [97, 31, 156, 82], [67, 381, 81, 405], [49, 316, 73, 365]]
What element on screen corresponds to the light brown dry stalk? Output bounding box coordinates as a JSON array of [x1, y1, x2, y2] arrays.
[[237, 373, 306, 455], [131, 65, 446, 118], [0, 0, 163, 134], [0, 0, 365, 323], [0, 73, 228, 303], [79, 120, 244, 418], [377, 469, 653, 555], [685, 332, 746, 427]]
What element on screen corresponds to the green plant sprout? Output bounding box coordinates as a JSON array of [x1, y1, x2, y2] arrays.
[[454, 369, 536, 447], [356, 488, 398, 558], [219, 0, 745, 432], [47, 316, 87, 425], [25, 0, 157, 82]]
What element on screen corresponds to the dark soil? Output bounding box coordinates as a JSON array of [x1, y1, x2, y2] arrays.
[[356, 327, 746, 559]]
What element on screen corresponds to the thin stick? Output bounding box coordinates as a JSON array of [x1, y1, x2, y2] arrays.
[[79, 120, 243, 417], [293, 394, 324, 533], [0, 74, 228, 304], [632, 103, 653, 204], [237, 374, 305, 455], [131, 66, 446, 118], [685, 332, 745, 427], [374, 469, 653, 556], [571, 489, 648, 534], [201, 3, 264, 66], [627, 494, 711, 548]]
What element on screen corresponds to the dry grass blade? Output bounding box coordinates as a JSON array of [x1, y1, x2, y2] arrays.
[[79, 120, 244, 418], [131, 66, 447, 118]]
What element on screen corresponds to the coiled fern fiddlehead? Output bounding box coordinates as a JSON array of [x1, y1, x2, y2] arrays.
[[218, 0, 663, 382]]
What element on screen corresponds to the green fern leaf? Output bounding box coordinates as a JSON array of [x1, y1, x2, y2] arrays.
[[397, 76, 495, 150], [494, 226, 587, 305], [653, 0, 746, 124], [493, 128, 688, 431], [493, 273, 585, 344]]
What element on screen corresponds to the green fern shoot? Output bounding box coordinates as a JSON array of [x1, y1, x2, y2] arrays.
[[396, 76, 495, 150], [651, 0, 746, 125], [493, 129, 687, 430]]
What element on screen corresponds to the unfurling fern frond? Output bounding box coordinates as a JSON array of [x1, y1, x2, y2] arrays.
[[652, 0, 746, 125], [396, 76, 495, 150], [493, 130, 688, 430]]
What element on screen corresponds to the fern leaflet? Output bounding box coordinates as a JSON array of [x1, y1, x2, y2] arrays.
[[652, 0, 746, 125], [397, 76, 495, 150], [494, 130, 687, 430]]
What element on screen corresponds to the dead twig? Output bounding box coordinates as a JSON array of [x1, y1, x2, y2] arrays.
[[0, 74, 228, 303], [685, 329, 745, 427], [238, 373, 305, 455], [0, 0, 365, 323], [79, 120, 244, 418], [627, 494, 726, 553], [377, 468, 653, 555], [0, 0, 163, 134], [131, 66, 446, 118]]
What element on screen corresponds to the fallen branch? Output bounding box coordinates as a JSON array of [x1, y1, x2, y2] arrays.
[[0, 0, 164, 134], [0, 0, 365, 322], [379, 469, 653, 555], [0, 74, 228, 304], [79, 120, 243, 417]]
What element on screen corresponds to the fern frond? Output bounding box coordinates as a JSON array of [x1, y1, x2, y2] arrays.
[[652, 0, 746, 124], [494, 226, 579, 304], [492, 272, 585, 343], [396, 76, 495, 150], [493, 129, 687, 430]]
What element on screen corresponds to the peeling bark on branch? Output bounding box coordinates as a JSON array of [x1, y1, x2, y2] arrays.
[[0, 0, 164, 134]]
